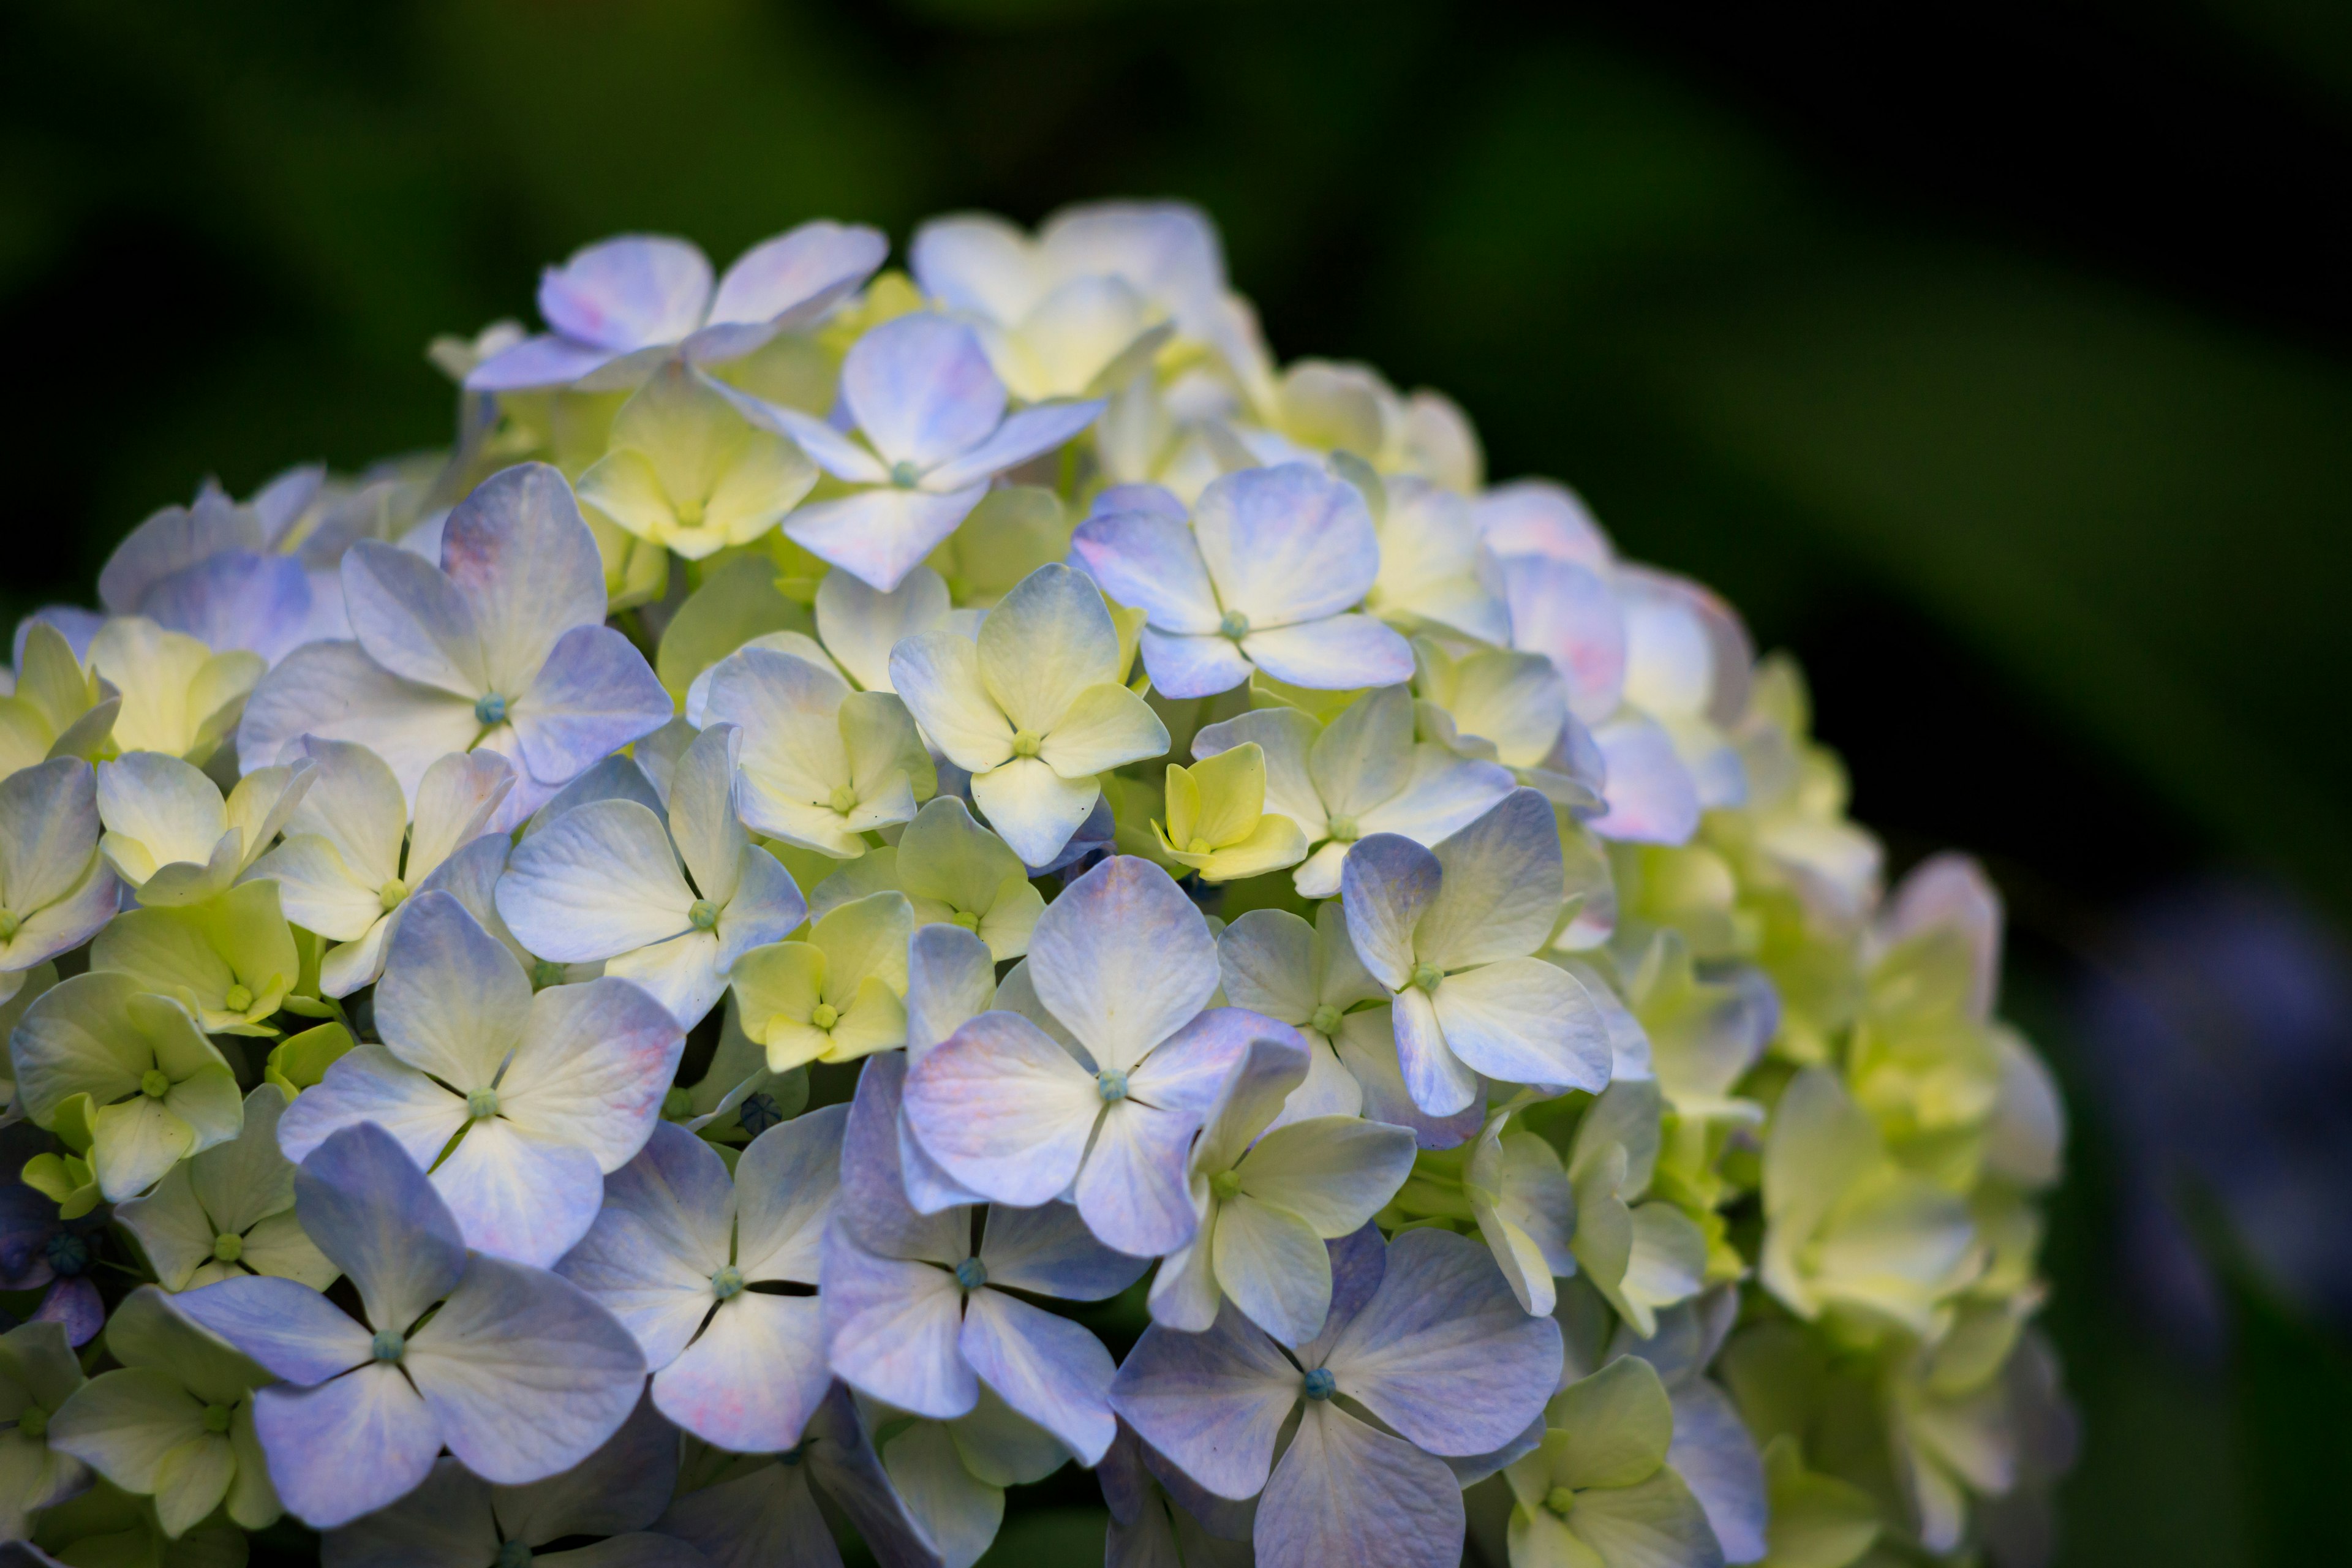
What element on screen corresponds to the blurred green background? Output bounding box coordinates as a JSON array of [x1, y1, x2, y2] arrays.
[[6, 1, 2350, 1562]]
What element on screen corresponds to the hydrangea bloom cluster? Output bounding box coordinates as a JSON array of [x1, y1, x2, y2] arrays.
[[0, 202, 2071, 1568]]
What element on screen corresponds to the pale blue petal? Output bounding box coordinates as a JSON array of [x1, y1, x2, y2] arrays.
[[1588, 714, 1700, 846], [1439, 1412, 1545, 1487], [432, 1120, 609, 1268], [813, 565, 952, 693], [524, 753, 663, 836], [960, 1287, 1117, 1464], [440, 464, 611, 696], [1668, 1379, 1768, 1564], [100, 486, 262, 613], [1431, 959, 1610, 1093], [1068, 511, 1220, 634], [842, 315, 1005, 472], [978, 1202, 1150, 1302], [254, 1363, 442, 1529], [275, 1044, 470, 1178], [924, 401, 1103, 492], [731, 1104, 845, 1283], [1322, 1228, 1561, 1457], [236, 639, 481, 802], [1126, 1007, 1270, 1121], [1076, 1099, 1205, 1257], [168, 1276, 369, 1385], [837, 1054, 967, 1264], [1191, 465, 1380, 628], [905, 923, 998, 1062], [340, 541, 486, 698], [288, 1120, 467, 1335], [498, 799, 694, 961], [373, 889, 532, 1089], [1240, 616, 1412, 692], [508, 624, 673, 795], [554, 1123, 733, 1366], [1139, 627, 1254, 699], [1338, 835, 1440, 992], [1254, 1401, 1463, 1568], [704, 221, 888, 333], [1502, 558, 1625, 723], [654, 1292, 829, 1453], [491, 1394, 680, 1544], [804, 1385, 944, 1568], [762, 405, 891, 486], [140, 552, 317, 664], [715, 845, 807, 970], [902, 1011, 1102, 1207], [821, 1226, 975, 1419], [1028, 856, 1218, 1075], [322, 1455, 497, 1568], [464, 333, 624, 393], [1109, 1307, 1298, 1502], [1292, 1224, 1389, 1370], [405, 1253, 647, 1486], [537, 236, 712, 352], [1417, 788, 1564, 968], [653, 1461, 836, 1568], [785, 487, 988, 595]]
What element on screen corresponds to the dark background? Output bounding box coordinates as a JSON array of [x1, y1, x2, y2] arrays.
[[7, 1, 2351, 1562]]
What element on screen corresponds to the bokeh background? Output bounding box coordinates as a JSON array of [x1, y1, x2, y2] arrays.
[[6, 1, 2350, 1562]]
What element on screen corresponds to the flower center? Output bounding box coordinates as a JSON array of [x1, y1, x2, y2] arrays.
[[467, 1087, 500, 1120], [954, 1257, 988, 1291], [212, 1232, 244, 1264], [1186, 837, 1213, 856], [17, 1405, 48, 1440], [1096, 1068, 1129, 1103], [951, 909, 981, 931], [371, 1329, 405, 1363], [1325, 815, 1359, 842], [889, 459, 921, 489], [1219, 609, 1250, 640], [379, 877, 409, 913], [711, 1265, 746, 1301], [531, 959, 566, 989], [1310, 1003, 1343, 1035], [1545, 1487, 1577, 1517], [675, 494, 706, 526], [688, 898, 721, 931], [810, 1003, 840, 1031], [1010, 729, 1042, 759], [44, 1234, 89, 1276], [738, 1092, 783, 1135], [222, 983, 253, 1013], [1410, 962, 1442, 993], [202, 1403, 233, 1435], [474, 692, 508, 727], [1302, 1367, 1336, 1401], [828, 784, 859, 814], [0, 911, 18, 943], [1209, 1169, 1243, 1202], [140, 1069, 171, 1099], [494, 1541, 533, 1568]]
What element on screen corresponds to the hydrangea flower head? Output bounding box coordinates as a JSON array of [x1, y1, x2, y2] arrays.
[[700, 646, 937, 859]]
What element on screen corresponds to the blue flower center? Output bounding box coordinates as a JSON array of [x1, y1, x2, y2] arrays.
[[1096, 1068, 1129, 1103], [889, 460, 921, 489], [737, 1093, 784, 1135], [1410, 962, 1443, 993], [474, 692, 508, 726], [711, 1265, 746, 1301], [688, 898, 721, 931], [371, 1330, 405, 1363], [954, 1257, 988, 1291], [1302, 1367, 1336, 1401], [1219, 609, 1250, 639], [467, 1087, 500, 1120], [45, 1234, 90, 1276]]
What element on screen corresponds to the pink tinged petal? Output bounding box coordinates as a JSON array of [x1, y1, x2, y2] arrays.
[[1393, 986, 1480, 1118], [1417, 788, 1565, 969], [902, 1011, 1101, 1206], [1192, 464, 1381, 628], [168, 1276, 371, 1385], [842, 314, 1005, 472], [1028, 856, 1219, 1074], [821, 1226, 976, 1418], [654, 1292, 829, 1452], [762, 404, 891, 485], [1254, 1401, 1465, 1568], [538, 236, 714, 353], [287, 1120, 469, 1334], [252, 1365, 440, 1529], [922, 400, 1104, 492], [373, 891, 532, 1090], [430, 1119, 606, 1268], [1503, 558, 1626, 722], [1109, 1308, 1300, 1501], [1136, 628, 1253, 699], [406, 1252, 647, 1486], [1474, 480, 1613, 568], [497, 799, 694, 961], [731, 1102, 846, 1282], [838, 1054, 968, 1263], [1432, 959, 1610, 1093], [1588, 714, 1700, 845], [1074, 1099, 1204, 1258], [557, 1207, 722, 1374], [1240, 615, 1413, 692], [703, 220, 888, 331], [274, 1044, 470, 1174], [439, 465, 610, 693], [1323, 1228, 1562, 1456], [236, 641, 481, 802], [970, 756, 1100, 870], [783, 485, 989, 594], [507, 624, 673, 792], [1338, 835, 1440, 991], [500, 977, 687, 1171], [1069, 512, 1221, 635], [960, 1287, 1118, 1464], [978, 1200, 1150, 1301], [339, 542, 486, 698], [463, 333, 627, 393]]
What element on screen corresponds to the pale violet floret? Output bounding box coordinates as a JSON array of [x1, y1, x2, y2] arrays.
[[698, 647, 936, 859], [824, 1056, 1145, 1464], [1148, 1028, 1416, 1346], [895, 922, 997, 1213], [495, 723, 809, 1025], [1111, 1226, 1563, 1568], [463, 221, 888, 392], [0, 759, 118, 1006], [890, 564, 1167, 869], [1215, 903, 1389, 1128], [169, 1123, 646, 1529], [1193, 684, 1512, 899], [677, 563, 971, 721], [760, 314, 1104, 590], [237, 463, 672, 830], [900, 856, 1256, 1257], [1069, 465, 1412, 698], [115, 1084, 336, 1294], [557, 1113, 842, 1454], [97, 470, 347, 665], [1340, 790, 1613, 1117], [277, 892, 685, 1267], [320, 1400, 695, 1567], [94, 750, 311, 908], [249, 740, 512, 997]]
